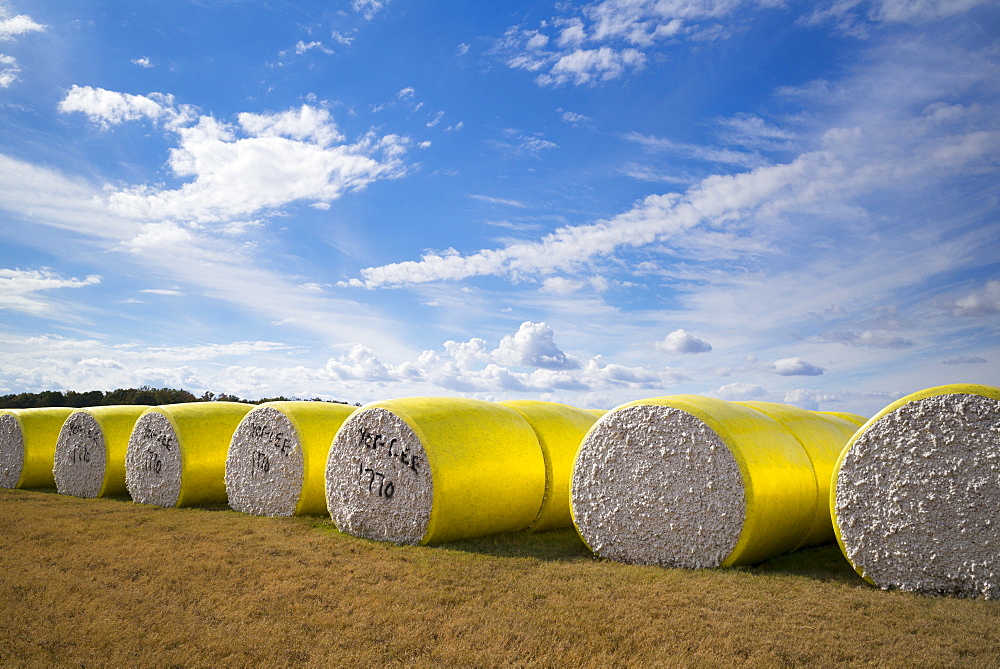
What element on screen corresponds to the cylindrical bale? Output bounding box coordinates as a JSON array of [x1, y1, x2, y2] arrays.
[[571, 395, 817, 568], [587, 409, 609, 419], [0, 407, 75, 489], [125, 402, 254, 507], [498, 400, 598, 532], [832, 384, 1000, 599], [326, 397, 546, 545], [820, 411, 868, 428], [226, 401, 356, 516], [53, 405, 149, 498], [738, 401, 862, 548]]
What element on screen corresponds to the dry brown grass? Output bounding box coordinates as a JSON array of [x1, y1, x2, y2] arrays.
[[1, 488, 997, 667]]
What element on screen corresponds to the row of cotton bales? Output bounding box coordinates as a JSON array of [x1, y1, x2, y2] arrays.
[[0, 384, 995, 599]]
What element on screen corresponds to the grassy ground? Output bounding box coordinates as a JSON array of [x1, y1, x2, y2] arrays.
[[1, 488, 997, 667]]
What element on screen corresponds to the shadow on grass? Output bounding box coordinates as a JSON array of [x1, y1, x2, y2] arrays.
[[745, 544, 866, 586], [419, 528, 594, 562], [443, 527, 867, 587]]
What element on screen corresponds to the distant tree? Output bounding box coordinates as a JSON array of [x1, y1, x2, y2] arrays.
[[0, 387, 353, 409]]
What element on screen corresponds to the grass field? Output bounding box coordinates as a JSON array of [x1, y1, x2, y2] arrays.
[[1, 488, 997, 667]]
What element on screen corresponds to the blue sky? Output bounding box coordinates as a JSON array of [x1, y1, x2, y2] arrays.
[[0, 0, 997, 415]]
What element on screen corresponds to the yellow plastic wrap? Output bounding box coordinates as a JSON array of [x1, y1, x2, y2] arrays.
[[586, 409, 609, 419], [572, 395, 816, 567], [130, 402, 253, 507], [0, 407, 74, 489], [326, 397, 546, 544], [831, 383, 1000, 587], [819, 411, 868, 428], [498, 400, 597, 532], [738, 401, 862, 549], [54, 405, 149, 497]]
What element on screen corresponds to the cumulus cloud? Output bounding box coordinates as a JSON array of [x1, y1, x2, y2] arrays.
[[0, 268, 100, 316], [58, 85, 188, 128], [60, 89, 410, 225], [951, 280, 1000, 317], [782, 388, 830, 411], [492, 321, 580, 369], [131, 57, 153, 68], [655, 328, 713, 354], [0, 6, 44, 40], [713, 382, 766, 400], [771, 357, 825, 376]]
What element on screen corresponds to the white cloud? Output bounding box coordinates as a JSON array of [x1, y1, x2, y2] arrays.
[[131, 57, 153, 68], [537, 47, 646, 86], [951, 279, 1000, 317], [289, 40, 334, 56], [656, 328, 713, 354], [490, 128, 559, 157], [0, 53, 18, 87], [712, 382, 767, 400], [0, 6, 43, 88], [492, 321, 580, 369], [469, 194, 528, 208], [58, 85, 186, 129], [0, 268, 100, 316], [560, 110, 593, 125], [140, 288, 182, 296], [771, 357, 825, 376], [0, 7, 44, 40], [495, 0, 774, 87], [623, 131, 765, 168], [60, 91, 411, 225], [353, 0, 389, 20], [237, 105, 344, 146]]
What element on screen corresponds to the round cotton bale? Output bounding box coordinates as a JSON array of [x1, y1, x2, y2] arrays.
[[832, 384, 1000, 599], [53, 405, 149, 498], [587, 409, 609, 419], [571, 395, 817, 568], [125, 402, 253, 508], [498, 400, 598, 532], [0, 407, 75, 489], [738, 401, 863, 548], [326, 397, 545, 545], [226, 401, 356, 516]]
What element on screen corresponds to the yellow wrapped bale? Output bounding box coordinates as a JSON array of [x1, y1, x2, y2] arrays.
[[832, 383, 1000, 599], [571, 395, 816, 568], [0, 407, 75, 489], [53, 405, 149, 498], [738, 401, 862, 549], [498, 400, 597, 532], [125, 402, 253, 507], [325, 397, 546, 544], [819, 411, 868, 428], [226, 401, 356, 516]]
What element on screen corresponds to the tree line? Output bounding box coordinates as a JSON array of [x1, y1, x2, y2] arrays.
[[0, 386, 357, 409]]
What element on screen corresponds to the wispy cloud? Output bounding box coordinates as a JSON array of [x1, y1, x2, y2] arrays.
[[0, 268, 100, 317], [0, 4, 44, 87]]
